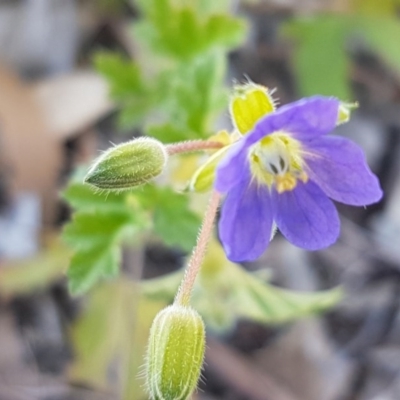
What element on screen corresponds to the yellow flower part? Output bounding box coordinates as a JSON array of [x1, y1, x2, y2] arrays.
[[208, 129, 232, 147], [190, 84, 356, 194], [249, 133, 309, 194], [190, 145, 231, 192], [190, 84, 277, 193], [230, 83, 277, 134], [337, 102, 358, 125]]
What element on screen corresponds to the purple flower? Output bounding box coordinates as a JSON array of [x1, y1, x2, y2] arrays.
[[215, 96, 383, 262]]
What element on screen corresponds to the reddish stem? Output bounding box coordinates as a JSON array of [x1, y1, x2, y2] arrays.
[[174, 190, 221, 306], [166, 140, 223, 156]]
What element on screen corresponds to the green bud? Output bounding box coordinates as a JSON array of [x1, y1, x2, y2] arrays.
[[146, 305, 205, 400], [84, 137, 168, 189]]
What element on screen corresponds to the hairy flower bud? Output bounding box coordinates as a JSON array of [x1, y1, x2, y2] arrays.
[[146, 305, 205, 400], [84, 137, 168, 189]]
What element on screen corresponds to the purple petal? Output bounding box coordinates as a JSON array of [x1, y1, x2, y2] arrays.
[[305, 136, 383, 206], [272, 181, 340, 250], [219, 174, 273, 262], [216, 96, 339, 193], [215, 142, 249, 193], [250, 96, 340, 144]]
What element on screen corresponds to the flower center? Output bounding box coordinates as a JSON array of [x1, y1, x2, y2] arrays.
[[249, 133, 308, 193]]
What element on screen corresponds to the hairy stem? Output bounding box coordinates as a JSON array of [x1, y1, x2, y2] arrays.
[[174, 191, 221, 306], [166, 140, 223, 156]]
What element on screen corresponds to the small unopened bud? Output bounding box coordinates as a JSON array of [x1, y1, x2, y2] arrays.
[[84, 137, 167, 189], [146, 305, 205, 400]]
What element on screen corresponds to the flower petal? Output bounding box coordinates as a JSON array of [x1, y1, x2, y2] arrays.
[[272, 181, 340, 250], [305, 136, 383, 206], [215, 96, 340, 193], [219, 175, 273, 262], [251, 96, 340, 143], [215, 141, 249, 193]]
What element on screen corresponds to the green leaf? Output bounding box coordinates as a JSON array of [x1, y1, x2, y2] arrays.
[[63, 174, 198, 292], [283, 16, 352, 99], [146, 123, 195, 143], [142, 240, 343, 332], [153, 203, 200, 252], [148, 52, 228, 141], [70, 279, 164, 398], [94, 51, 153, 127], [67, 244, 121, 295], [62, 176, 150, 294], [62, 181, 125, 212], [94, 52, 145, 100], [236, 271, 343, 325], [355, 16, 400, 75], [138, 186, 201, 252], [134, 0, 246, 60], [63, 211, 132, 250], [173, 52, 227, 135]]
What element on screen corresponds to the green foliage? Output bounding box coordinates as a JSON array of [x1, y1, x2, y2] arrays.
[[133, 0, 245, 60], [138, 186, 201, 251], [356, 16, 400, 74], [94, 52, 153, 127], [142, 241, 342, 332], [284, 5, 400, 99], [63, 5, 347, 398], [95, 0, 244, 134], [63, 182, 147, 294], [65, 0, 244, 294], [95, 52, 146, 100], [69, 279, 164, 398], [147, 52, 227, 141], [283, 17, 351, 99], [62, 176, 200, 294], [95, 47, 230, 138]]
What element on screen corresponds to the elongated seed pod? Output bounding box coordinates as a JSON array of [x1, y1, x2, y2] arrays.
[[146, 305, 205, 400]]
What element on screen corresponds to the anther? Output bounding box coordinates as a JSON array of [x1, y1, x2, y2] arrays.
[[269, 163, 279, 175], [279, 156, 286, 172]]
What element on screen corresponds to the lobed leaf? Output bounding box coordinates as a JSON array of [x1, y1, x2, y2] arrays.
[[138, 186, 201, 252], [67, 244, 121, 295], [147, 52, 228, 141], [133, 0, 245, 61], [94, 52, 146, 100], [62, 176, 149, 294], [94, 52, 153, 127]]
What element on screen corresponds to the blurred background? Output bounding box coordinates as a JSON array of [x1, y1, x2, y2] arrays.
[[1, 0, 400, 399]]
